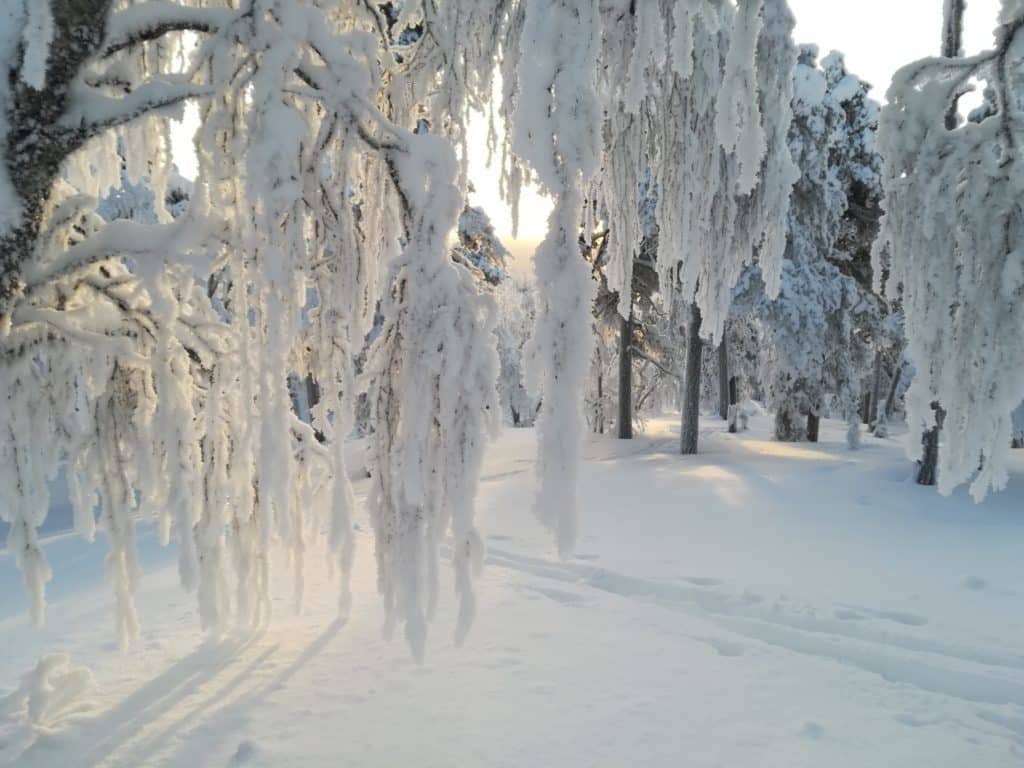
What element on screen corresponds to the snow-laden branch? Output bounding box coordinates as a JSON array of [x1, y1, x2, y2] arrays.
[[22, 215, 215, 290], [63, 77, 215, 137], [101, 2, 238, 57]]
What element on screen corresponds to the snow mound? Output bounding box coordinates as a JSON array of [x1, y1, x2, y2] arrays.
[[0, 653, 96, 759]]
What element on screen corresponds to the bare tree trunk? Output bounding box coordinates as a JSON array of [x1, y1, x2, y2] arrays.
[[717, 338, 729, 421], [1012, 402, 1024, 448], [917, 403, 945, 486], [868, 351, 883, 426], [774, 406, 804, 442], [618, 311, 633, 439], [942, 0, 966, 69], [883, 354, 905, 420], [681, 303, 703, 455], [806, 412, 820, 443], [727, 376, 739, 433]]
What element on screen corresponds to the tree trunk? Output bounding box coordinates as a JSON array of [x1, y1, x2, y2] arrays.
[[727, 376, 739, 433], [1011, 402, 1024, 448], [618, 311, 633, 439], [917, 403, 945, 485], [717, 338, 729, 421], [868, 351, 883, 426], [774, 406, 804, 442], [942, 1, 966, 72], [305, 374, 320, 414], [1, 0, 121, 316], [806, 412, 820, 443], [916, 0, 964, 480], [680, 303, 703, 455], [883, 354, 905, 420]]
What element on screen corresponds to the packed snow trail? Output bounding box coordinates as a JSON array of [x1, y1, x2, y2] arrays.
[[2, 415, 1024, 766]]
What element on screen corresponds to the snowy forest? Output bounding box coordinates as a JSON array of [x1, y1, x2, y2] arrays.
[[2, 0, 1024, 766]]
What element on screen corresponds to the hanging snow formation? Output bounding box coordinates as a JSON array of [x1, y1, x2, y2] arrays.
[[874, 2, 1024, 499], [0, 0, 799, 655], [652, 0, 798, 347], [510, 0, 602, 558]]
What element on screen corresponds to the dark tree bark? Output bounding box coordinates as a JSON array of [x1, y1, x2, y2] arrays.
[[774, 405, 805, 442], [727, 376, 739, 433], [1, 0, 218, 317], [717, 339, 729, 421], [868, 351, 883, 426], [618, 311, 633, 439], [942, 0, 966, 67], [883, 355, 905, 421], [917, 403, 946, 486], [806, 412, 820, 443], [680, 303, 703, 455], [1, 1, 116, 311]]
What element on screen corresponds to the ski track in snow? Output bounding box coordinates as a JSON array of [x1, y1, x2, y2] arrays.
[[484, 545, 1024, 707]]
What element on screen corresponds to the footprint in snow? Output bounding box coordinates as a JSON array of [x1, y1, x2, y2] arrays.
[[962, 575, 988, 591], [228, 740, 264, 767], [869, 609, 929, 626], [894, 712, 943, 728], [522, 585, 587, 606], [834, 608, 865, 621], [698, 636, 744, 657], [681, 576, 722, 587], [800, 722, 825, 740], [838, 605, 929, 626]]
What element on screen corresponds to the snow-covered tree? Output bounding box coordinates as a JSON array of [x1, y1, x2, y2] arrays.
[[587, 175, 663, 439], [98, 164, 192, 224], [655, 0, 798, 454], [494, 276, 538, 427], [0, 0, 510, 656], [0, 0, 802, 657], [873, 0, 1024, 499], [451, 203, 509, 286], [733, 47, 884, 445]]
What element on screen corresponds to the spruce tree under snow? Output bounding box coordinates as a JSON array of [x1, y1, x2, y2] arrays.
[[735, 47, 883, 445], [451, 204, 509, 287]]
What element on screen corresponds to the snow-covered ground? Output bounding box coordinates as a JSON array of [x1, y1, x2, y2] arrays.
[[3, 414, 1024, 767]]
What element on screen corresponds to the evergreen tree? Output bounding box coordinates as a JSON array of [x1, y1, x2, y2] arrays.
[[735, 46, 884, 445]]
